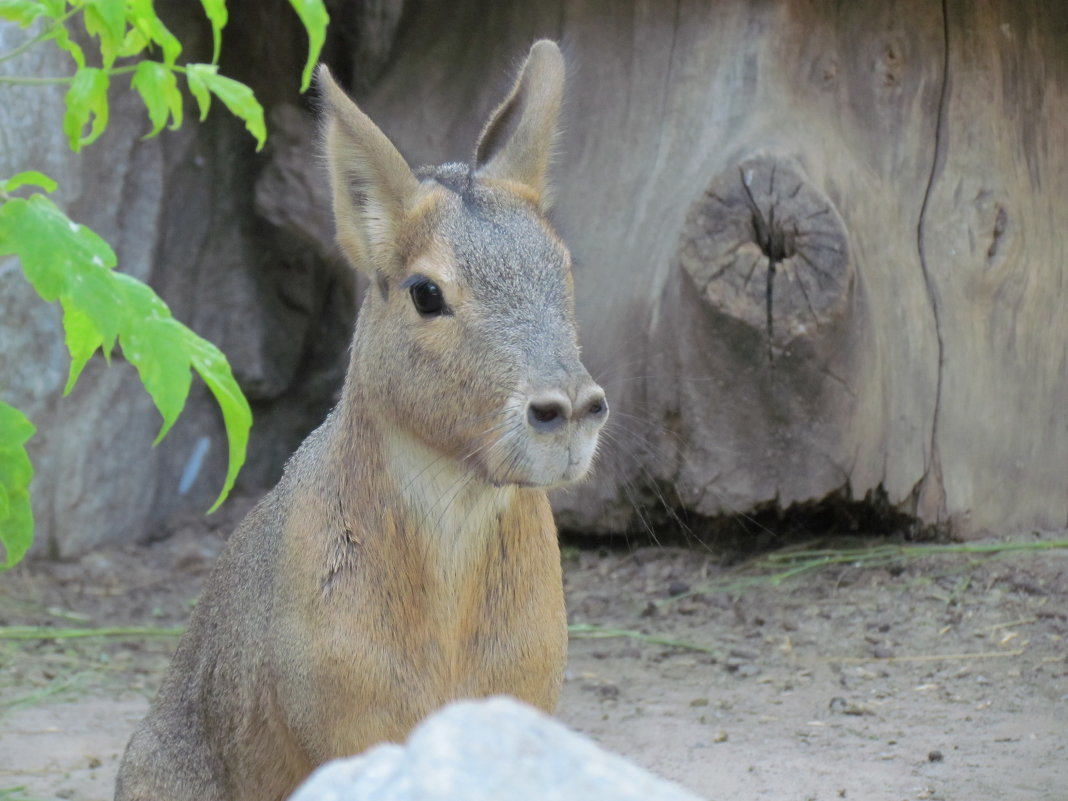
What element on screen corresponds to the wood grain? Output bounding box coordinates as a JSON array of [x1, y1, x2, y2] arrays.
[[275, 0, 1066, 537]]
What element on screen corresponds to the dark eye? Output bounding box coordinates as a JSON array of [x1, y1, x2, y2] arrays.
[[409, 278, 447, 316]]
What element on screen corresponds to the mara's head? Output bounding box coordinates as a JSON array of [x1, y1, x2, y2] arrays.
[[319, 41, 607, 489]]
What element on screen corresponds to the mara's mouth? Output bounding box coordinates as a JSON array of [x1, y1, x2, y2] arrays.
[[458, 398, 605, 490], [474, 449, 597, 491]]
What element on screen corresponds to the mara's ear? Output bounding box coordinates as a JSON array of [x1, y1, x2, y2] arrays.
[[318, 64, 420, 277], [473, 40, 565, 208]]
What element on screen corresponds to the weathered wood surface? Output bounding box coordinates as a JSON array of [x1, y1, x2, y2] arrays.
[[915, 1, 1068, 532], [4, 0, 1066, 553], [348, 0, 1067, 537]]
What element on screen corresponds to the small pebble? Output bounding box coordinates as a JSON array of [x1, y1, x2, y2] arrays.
[[733, 663, 761, 678], [661, 658, 698, 679], [597, 683, 620, 700], [729, 647, 759, 660], [829, 696, 875, 716], [667, 580, 691, 597], [928, 750, 943, 762]]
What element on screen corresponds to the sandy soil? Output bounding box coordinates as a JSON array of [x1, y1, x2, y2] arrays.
[[1, 514, 1065, 801]]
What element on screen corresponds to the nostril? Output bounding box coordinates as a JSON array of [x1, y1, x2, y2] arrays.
[[531, 405, 561, 424], [527, 397, 570, 432], [578, 389, 608, 423]]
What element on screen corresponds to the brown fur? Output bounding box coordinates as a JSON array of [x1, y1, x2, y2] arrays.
[[114, 40, 605, 801]]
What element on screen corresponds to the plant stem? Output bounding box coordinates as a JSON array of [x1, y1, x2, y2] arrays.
[[0, 63, 150, 86], [0, 75, 73, 85], [0, 9, 79, 65]]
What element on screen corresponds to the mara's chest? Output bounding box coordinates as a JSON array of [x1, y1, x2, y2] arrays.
[[292, 482, 567, 732], [367, 493, 567, 708]]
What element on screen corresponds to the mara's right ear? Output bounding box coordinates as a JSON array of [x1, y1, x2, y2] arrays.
[[473, 40, 565, 209], [318, 65, 420, 278]]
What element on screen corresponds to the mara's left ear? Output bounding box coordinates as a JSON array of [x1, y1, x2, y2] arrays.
[[318, 64, 420, 279], [473, 40, 565, 209]]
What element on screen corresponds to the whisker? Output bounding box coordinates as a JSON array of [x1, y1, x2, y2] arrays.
[[394, 408, 515, 499], [594, 430, 696, 544]]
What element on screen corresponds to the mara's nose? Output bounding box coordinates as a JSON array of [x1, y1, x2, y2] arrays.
[[526, 383, 608, 434]]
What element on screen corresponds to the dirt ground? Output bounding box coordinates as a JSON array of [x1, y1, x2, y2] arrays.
[[1, 504, 1065, 801]]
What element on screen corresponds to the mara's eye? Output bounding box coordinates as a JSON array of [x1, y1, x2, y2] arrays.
[[408, 278, 447, 317]]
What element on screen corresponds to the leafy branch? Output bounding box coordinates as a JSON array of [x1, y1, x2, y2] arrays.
[[0, 0, 330, 568], [1, 0, 327, 150]]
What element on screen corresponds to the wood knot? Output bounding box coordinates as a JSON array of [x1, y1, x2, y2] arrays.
[[678, 155, 852, 359]]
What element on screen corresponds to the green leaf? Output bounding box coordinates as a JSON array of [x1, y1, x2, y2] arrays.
[[63, 67, 110, 152], [51, 20, 87, 69], [185, 63, 265, 150], [130, 61, 183, 136], [0, 401, 35, 570], [83, 0, 127, 68], [0, 192, 119, 388], [184, 62, 214, 121], [117, 25, 149, 58], [0, 0, 46, 26], [109, 266, 169, 317], [61, 304, 104, 393], [287, 0, 329, 93], [198, 0, 228, 64], [0, 194, 117, 301], [0, 191, 250, 520], [60, 245, 123, 352], [127, 0, 181, 65], [112, 273, 192, 443], [3, 171, 58, 193], [182, 331, 251, 512], [120, 319, 193, 444], [203, 73, 265, 149]]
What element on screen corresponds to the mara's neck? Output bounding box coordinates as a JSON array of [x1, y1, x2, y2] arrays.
[[333, 393, 522, 578], [383, 426, 518, 574]]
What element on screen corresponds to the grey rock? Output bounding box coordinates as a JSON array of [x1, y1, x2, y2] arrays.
[[289, 696, 701, 801]]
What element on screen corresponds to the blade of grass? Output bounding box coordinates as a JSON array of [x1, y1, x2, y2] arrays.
[[0, 625, 183, 640], [568, 623, 721, 657], [0, 673, 85, 713], [0, 785, 53, 801], [761, 539, 1068, 564], [824, 648, 1026, 665], [663, 539, 1068, 606]]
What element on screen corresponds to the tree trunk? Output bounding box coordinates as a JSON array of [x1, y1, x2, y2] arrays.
[[351, 0, 1067, 538]]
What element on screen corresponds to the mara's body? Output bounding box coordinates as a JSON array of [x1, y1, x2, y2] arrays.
[[116, 413, 566, 801], [115, 41, 606, 801]]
